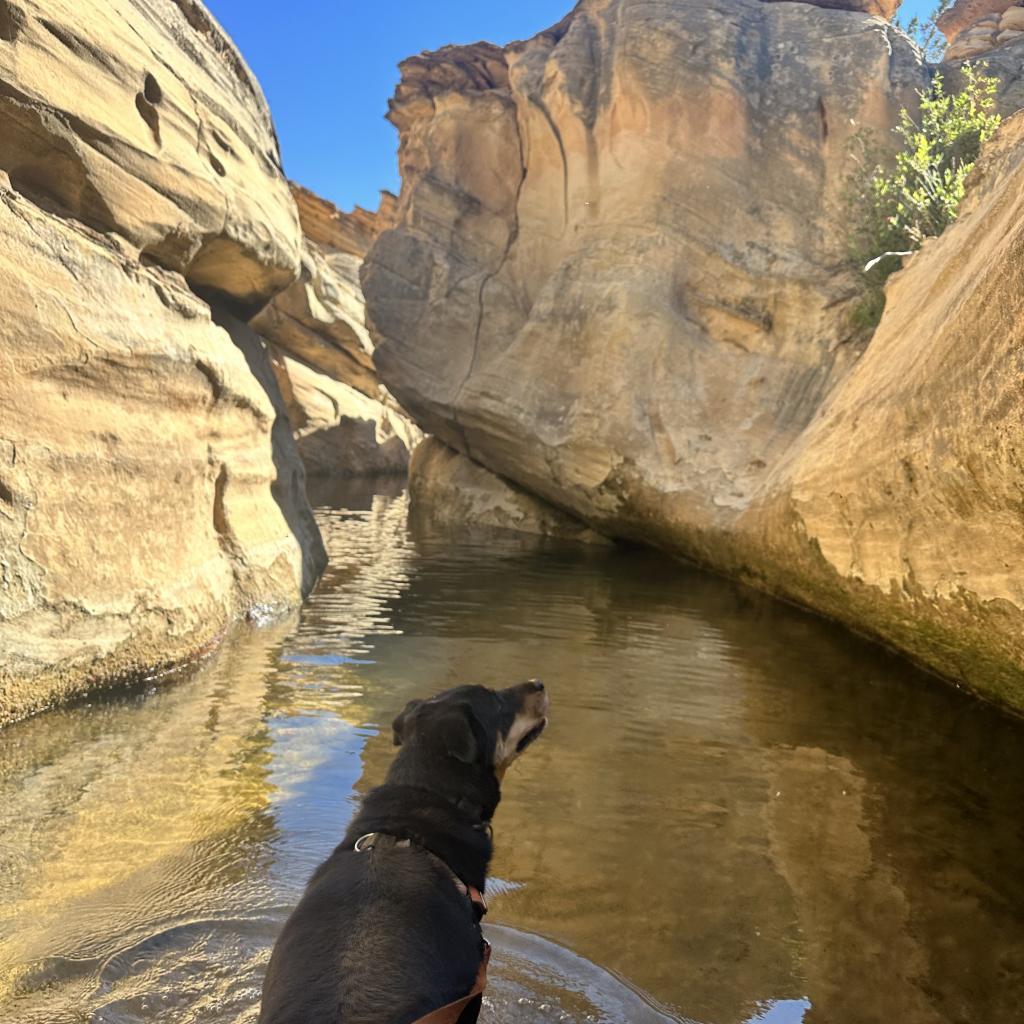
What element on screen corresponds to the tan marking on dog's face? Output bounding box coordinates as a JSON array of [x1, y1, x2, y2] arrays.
[[494, 685, 549, 775]]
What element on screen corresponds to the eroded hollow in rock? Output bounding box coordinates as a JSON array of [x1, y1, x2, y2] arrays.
[[143, 72, 163, 105]]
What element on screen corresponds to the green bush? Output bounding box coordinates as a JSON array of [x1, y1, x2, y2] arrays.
[[847, 63, 1001, 332]]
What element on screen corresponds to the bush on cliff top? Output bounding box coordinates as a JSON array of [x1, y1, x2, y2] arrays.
[[847, 62, 1001, 332]]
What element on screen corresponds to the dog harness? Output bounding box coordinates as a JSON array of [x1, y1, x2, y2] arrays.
[[353, 832, 491, 1024]]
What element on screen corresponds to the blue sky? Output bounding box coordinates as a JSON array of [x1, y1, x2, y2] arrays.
[[206, 0, 936, 215]]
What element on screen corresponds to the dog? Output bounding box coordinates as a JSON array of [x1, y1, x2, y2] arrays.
[[258, 680, 549, 1024]]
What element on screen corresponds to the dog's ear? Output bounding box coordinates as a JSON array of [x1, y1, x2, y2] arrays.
[[435, 705, 480, 764], [392, 699, 423, 747]]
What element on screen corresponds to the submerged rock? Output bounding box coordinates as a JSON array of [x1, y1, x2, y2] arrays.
[[365, 0, 1024, 710], [410, 438, 610, 544]]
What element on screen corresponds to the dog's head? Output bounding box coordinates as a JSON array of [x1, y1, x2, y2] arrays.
[[391, 681, 548, 778]]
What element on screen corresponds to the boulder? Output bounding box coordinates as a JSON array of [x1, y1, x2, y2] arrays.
[[269, 352, 420, 478], [409, 438, 610, 544], [0, 178, 325, 724], [937, 0, 1020, 42], [365, 0, 1024, 710], [0, 0, 300, 308], [1001, 5, 1024, 29]]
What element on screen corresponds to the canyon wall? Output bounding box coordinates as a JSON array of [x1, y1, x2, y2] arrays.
[[363, 0, 1024, 711], [253, 186, 421, 478], [0, 0, 325, 722]]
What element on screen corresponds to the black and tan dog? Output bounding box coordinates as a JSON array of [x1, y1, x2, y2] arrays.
[[259, 680, 549, 1024]]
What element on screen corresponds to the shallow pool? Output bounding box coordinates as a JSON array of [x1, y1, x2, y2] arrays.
[[1, 481, 1022, 1024]]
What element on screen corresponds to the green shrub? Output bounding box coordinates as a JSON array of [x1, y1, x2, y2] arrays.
[[846, 63, 1001, 332]]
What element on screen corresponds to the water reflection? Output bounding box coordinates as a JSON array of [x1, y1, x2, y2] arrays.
[[0, 484, 1022, 1023]]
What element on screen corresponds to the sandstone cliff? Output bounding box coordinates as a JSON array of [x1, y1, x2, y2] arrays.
[[0, 0, 325, 722], [364, 0, 1024, 711], [252, 185, 421, 478]]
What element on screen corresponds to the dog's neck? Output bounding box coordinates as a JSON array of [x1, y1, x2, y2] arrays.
[[342, 780, 496, 891], [387, 743, 502, 821]]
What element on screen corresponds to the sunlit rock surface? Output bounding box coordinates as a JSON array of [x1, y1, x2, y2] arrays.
[[291, 181, 397, 258], [270, 351, 420, 479], [0, 0, 301, 308], [0, 180, 324, 724], [763, 0, 901, 18], [0, 0, 326, 722], [365, 0, 1024, 709]]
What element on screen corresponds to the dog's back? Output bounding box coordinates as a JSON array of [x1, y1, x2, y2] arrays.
[[259, 839, 483, 1024]]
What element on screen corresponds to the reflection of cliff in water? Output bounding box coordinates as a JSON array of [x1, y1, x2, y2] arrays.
[[349, 527, 1024, 1024], [728, 599, 1024, 1024], [0, 620, 293, 1021]]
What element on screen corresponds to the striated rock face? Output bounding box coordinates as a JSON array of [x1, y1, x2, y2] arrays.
[[254, 184, 420, 478], [747, 110, 1024, 710], [940, 1, 1024, 61], [409, 438, 610, 544], [366, 0, 1024, 710], [0, 179, 324, 723], [0, 0, 326, 722], [252, 236, 378, 397], [939, 0, 1017, 42], [291, 182, 397, 258], [0, 0, 300, 309]]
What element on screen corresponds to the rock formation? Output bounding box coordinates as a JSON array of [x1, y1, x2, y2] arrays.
[[937, 1, 1024, 119], [364, 0, 1024, 710], [291, 182, 398, 257], [939, 0, 1024, 59], [271, 351, 419, 478], [0, 0, 300, 309], [253, 185, 421, 478], [409, 439, 610, 543], [0, 0, 326, 722]]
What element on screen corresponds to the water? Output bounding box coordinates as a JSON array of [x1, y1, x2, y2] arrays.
[[1, 481, 1023, 1024]]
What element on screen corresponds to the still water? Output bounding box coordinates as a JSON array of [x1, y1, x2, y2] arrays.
[[1, 481, 1023, 1024]]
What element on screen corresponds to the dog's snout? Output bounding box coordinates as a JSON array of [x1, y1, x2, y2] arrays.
[[529, 679, 544, 692]]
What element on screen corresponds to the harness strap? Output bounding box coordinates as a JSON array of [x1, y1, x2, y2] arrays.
[[411, 941, 491, 1024]]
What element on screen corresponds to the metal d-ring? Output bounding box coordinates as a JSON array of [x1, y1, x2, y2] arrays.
[[354, 832, 377, 853]]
